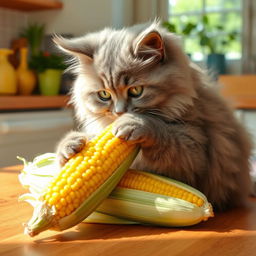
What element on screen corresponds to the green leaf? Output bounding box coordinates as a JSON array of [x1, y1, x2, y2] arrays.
[[221, 40, 228, 45], [20, 23, 45, 57], [216, 25, 224, 30], [162, 21, 177, 33], [199, 34, 210, 46], [182, 22, 197, 35], [29, 52, 68, 72], [228, 31, 237, 40], [202, 15, 209, 25]]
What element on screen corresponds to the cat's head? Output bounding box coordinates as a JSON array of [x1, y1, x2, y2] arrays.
[[55, 21, 198, 126]]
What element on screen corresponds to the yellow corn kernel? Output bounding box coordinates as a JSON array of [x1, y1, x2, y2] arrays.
[[117, 170, 205, 207], [42, 124, 135, 218]]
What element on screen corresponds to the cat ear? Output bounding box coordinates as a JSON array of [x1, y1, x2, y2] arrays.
[[53, 35, 94, 63], [134, 31, 164, 61]]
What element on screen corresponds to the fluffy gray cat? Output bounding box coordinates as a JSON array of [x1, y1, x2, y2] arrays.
[[54, 22, 252, 211]]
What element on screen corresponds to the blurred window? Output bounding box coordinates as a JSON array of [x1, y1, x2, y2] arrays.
[[168, 0, 242, 61]]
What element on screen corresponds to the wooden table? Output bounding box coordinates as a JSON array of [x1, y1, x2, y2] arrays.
[[1, 166, 256, 256]]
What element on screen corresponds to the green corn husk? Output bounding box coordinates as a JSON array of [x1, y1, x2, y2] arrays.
[[85, 212, 138, 225]]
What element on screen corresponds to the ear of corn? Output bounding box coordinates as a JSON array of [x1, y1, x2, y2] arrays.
[[87, 170, 214, 227], [19, 124, 139, 237], [19, 154, 214, 233]]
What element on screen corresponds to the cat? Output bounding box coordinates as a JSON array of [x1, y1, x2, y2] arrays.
[[54, 21, 252, 211]]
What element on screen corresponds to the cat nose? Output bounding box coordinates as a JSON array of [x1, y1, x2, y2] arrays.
[[114, 102, 126, 116], [113, 110, 125, 116]]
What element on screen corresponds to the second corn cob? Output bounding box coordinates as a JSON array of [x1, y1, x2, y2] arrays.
[[85, 170, 214, 227], [20, 124, 139, 237]]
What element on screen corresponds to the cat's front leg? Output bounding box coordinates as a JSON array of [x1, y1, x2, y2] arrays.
[[56, 131, 87, 166], [112, 113, 154, 147]]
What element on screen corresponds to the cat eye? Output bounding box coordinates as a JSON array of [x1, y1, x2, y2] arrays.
[[98, 90, 111, 101], [128, 86, 143, 98]]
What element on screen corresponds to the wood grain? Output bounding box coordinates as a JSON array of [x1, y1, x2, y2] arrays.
[[0, 95, 70, 110], [0, 0, 63, 11], [1, 166, 256, 256]]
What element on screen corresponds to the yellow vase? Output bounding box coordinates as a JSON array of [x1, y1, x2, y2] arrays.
[[0, 49, 17, 95], [17, 47, 36, 95]]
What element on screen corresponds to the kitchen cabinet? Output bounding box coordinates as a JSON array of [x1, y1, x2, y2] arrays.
[[0, 95, 73, 167], [0, 109, 74, 167], [0, 0, 63, 11]]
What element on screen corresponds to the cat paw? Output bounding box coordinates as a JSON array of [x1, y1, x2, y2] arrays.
[[56, 132, 87, 166], [112, 114, 148, 143]]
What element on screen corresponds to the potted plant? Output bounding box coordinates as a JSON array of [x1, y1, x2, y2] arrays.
[[20, 23, 67, 95], [163, 16, 237, 76], [162, 20, 197, 57], [29, 52, 67, 95], [197, 15, 238, 75]]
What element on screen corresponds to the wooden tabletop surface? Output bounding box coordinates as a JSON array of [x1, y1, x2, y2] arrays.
[[1, 165, 256, 256]]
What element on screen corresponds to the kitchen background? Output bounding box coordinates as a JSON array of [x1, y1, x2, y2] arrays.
[[0, 0, 256, 168]]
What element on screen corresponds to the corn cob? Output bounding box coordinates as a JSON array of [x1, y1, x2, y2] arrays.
[[19, 154, 214, 231], [85, 170, 214, 227], [20, 124, 139, 237], [118, 170, 204, 207]]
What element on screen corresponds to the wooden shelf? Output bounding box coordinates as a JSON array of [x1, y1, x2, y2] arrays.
[[0, 0, 63, 11], [0, 95, 70, 110]]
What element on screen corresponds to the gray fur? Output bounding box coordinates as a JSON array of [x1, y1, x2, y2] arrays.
[[55, 21, 252, 211]]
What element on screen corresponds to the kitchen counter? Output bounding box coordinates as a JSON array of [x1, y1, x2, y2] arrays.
[[219, 75, 256, 109], [1, 165, 256, 256]]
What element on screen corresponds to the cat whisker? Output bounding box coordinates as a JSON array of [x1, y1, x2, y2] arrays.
[[142, 108, 186, 125], [83, 115, 105, 129]]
